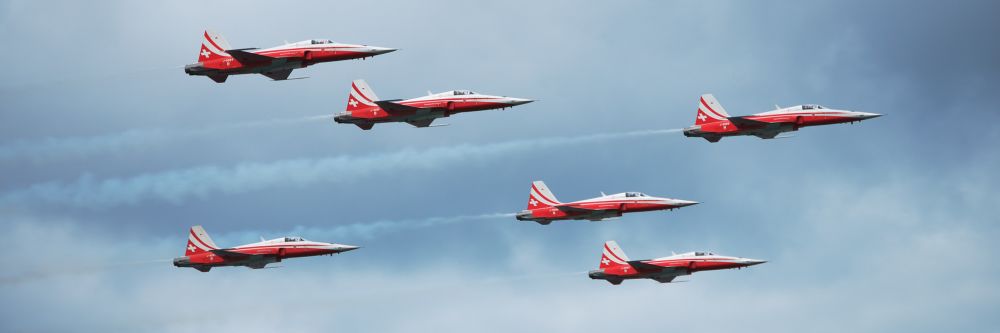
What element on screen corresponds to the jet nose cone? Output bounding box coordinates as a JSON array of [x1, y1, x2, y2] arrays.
[[743, 259, 767, 266], [507, 98, 534, 106], [671, 199, 700, 207], [368, 46, 397, 55], [332, 244, 361, 252], [857, 112, 882, 120]]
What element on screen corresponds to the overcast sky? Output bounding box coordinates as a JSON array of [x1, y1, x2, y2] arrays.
[[1, 0, 999, 332]]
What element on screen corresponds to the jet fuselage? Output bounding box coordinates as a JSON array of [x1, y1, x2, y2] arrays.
[[516, 181, 697, 224], [589, 241, 765, 285], [334, 80, 532, 129], [173, 226, 358, 272], [683, 95, 880, 142], [185, 31, 395, 82]]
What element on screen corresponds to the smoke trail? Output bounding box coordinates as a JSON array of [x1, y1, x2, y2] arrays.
[[0, 65, 182, 94], [0, 128, 681, 208], [0, 259, 172, 286], [0, 211, 511, 286], [0, 114, 332, 162], [284, 212, 516, 240]]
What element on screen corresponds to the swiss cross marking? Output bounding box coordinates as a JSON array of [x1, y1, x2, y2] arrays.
[[349, 98, 358, 108], [601, 258, 610, 265], [698, 112, 707, 122], [201, 48, 211, 59], [187, 244, 196, 252], [529, 198, 538, 207]]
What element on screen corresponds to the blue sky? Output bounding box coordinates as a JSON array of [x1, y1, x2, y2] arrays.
[[1, 0, 999, 332]]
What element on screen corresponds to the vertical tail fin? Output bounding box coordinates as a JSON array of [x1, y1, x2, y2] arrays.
[[695, 94, 731, 125], [197, 30, 232, 62], [346, 79, 381, 113], [527, 180, 561, 210], [185, 225, 220, 256], [599, 240, 630, 270]]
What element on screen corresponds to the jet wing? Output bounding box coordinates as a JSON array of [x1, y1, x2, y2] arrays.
[[262, 69, 293, 81], [406, 119, 435, 128], [210, 249, 255, 260], [555, 206, 607, 214], [374, 100, 423, 113], [628, 260, 689, 280], [627, 260, 670, 273], [651, 276, 677, 283], [727, 116, 772, 128], [225, 49, 274, 63]]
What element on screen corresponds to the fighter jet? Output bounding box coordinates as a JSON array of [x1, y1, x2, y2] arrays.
[[184, 30, 395, 83], [515, 181, 698, 225], [683, 94, 881, 142], [588, 241, 766, 285], [173, 226, 359, 272], [334, 79, 533, 130]]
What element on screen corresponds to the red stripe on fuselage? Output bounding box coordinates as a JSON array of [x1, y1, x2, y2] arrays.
[[254, 45, 359, 55], [229, 244, 329, 251]]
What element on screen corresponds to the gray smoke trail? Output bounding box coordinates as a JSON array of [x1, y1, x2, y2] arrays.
[[0, 128, 681, 208], [283, 212, 517, 240], [0, 212, 509, 286], [0, 114, 332, 162], [0, 65, 182, 94], [0, 259, 172, 286]]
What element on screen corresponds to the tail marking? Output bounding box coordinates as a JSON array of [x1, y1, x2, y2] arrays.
[[347, 79, 381, 112], [695, 94, 731, 125], [600, 240, 630, 269], [198, 30, 232, 62], [185, 225, 220, 256], [527, 180, 561, 209]]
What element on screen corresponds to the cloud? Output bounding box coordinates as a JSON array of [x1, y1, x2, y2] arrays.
[[0, 129, 680, 209]]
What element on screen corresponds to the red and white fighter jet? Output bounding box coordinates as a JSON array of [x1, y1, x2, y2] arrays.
[[683, 94, 881, 142], [334, 79, 533, 130], [173, 226, 359, 272], [515, 181, 698, 225], [184, 30, 395, 83], [588, 241, 766, 285]]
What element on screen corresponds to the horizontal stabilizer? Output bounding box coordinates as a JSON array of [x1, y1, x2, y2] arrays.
[[226, 49, 274, 63], [374, 100, 421, 113], [727, 116, 771, 128]]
